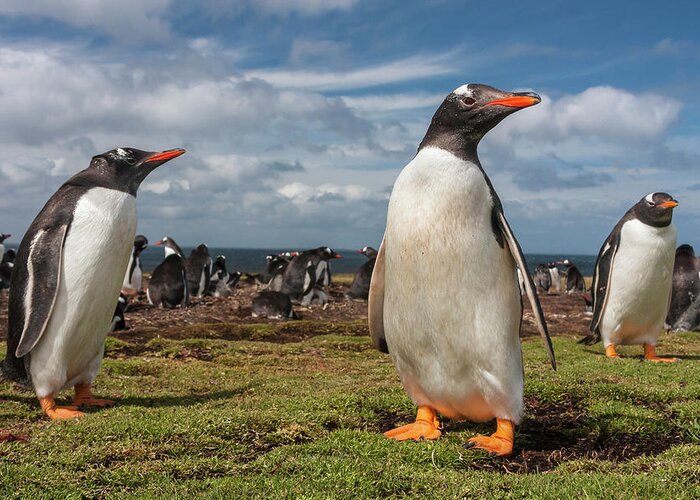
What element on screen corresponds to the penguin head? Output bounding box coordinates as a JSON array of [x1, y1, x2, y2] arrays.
[[134, 235, 148, 254], [633, 192, 678, 227], [319, 247, 342, 259], [155, 236, 184, 258], [0, 233, 10, 243], [359, 246, 378, 258], [89, 147, 185, 195], [421, 84, 540, 147], [676, 244, 695, 258]]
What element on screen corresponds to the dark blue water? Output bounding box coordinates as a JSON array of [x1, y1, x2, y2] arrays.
[[139, 247, 597, 276]]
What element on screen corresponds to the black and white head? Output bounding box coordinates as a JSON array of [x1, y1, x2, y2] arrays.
[[631, 192, 678, 227], [676, 244, 695, 258], [155, 236, 184, 258], [359, 246, 378, 258], [317, 247, 342, 260], [419, 84, 541, 152], [82, 147, 186, 196], [0, 233, 10, 243], [134, 235, 148, 255]]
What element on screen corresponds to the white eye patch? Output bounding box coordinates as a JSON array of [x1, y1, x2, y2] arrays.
[[453, 84, 474, 97]]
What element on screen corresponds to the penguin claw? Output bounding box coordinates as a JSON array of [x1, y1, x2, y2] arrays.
[[384, 421, 442, 441], [46, 406, 85, 420], [466, 435, 513, 457]]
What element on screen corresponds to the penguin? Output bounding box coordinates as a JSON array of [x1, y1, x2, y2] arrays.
[[1, 147, 185, 419], [666, 244, 700, 331], [368, 83, 555, 457], [121, 235, 148, 297], [279, 247, 341, 305], [147, 236, 190, 309], [534, 264, 551, 293], [347, 246, 377, 300], [0, 249, 15, 290], [111, 294, 128, 332], [561, 259, 585, 294], [186, 243, 212, 298], [251, 291, 299, 319], [579, 193, 679, 362], [208, 255, 230, 297], [0, 233, 10, 262], [254, 253, 293, 286], [547, 263, 561, 293]]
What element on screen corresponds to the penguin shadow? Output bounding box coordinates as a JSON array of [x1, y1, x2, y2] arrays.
[[582, 348, 700, 361]]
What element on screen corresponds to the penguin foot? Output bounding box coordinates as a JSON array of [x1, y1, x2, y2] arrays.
[[384, 406, 441, 441], [643, 344, 679, 363], [465, 418, 514, 457], [605, 344, 620, 359], [73, 383, 115, 407], [39, 397, 85, 420]]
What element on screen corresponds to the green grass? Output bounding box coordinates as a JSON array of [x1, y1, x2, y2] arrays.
[[1, 325, 699, 498]]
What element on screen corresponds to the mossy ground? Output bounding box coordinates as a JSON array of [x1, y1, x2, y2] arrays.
[[1, 319, 699, 498]]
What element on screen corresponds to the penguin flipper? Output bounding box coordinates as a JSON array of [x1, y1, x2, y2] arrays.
[[496, 212, 556, 370], [368, 237, 388, 354], [589, 230, 621, 338], [15, 224, 69, 358]]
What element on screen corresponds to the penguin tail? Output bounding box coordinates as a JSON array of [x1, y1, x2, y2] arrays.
[[578, 331, 601, 345]]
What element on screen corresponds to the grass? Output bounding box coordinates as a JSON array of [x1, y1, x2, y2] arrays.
[[1, 322, 699, 498]]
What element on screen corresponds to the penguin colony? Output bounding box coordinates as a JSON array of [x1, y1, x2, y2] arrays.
[[0, 82, 695, 460]]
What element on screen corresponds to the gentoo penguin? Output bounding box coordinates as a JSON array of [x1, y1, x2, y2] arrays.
[[580, 193, 679, 362], [208, 255, 230, 297], [121, 234, 148, 297], [253, 253, 293, 286], [0, 233, 10, 262], [561, 259, 585, 293], [369, 84, 555, 457], [666, 244, 700, 331], [547, 263, 561, 293], [111, 294, 128, 331], [534, 264, 551, 293], [148, 236, 189, 309], [279, 247, 341, 305], [0, 249, 15, 290], [251, 291, 299, 319], [347, 246, 377, 300], [1, 147, 185, 419], [186, 244, 212, 297]]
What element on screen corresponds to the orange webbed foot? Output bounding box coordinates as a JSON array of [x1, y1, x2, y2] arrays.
[[384, 406, 441, 441], [605, 344, 621, 359], [643, 345, 679, 363], [39, 397, 85, 420], [73, 384, 115, 408], [465, 418, 514, 457]]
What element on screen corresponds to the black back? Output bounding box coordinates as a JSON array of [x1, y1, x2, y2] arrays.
[[149, 255, 189, 308], [565, 264, 586, 293], [347, 257, 376, 300], [667, 244, 700, 329], [252, 291, 296, 319], [186, 244, 212, 296]]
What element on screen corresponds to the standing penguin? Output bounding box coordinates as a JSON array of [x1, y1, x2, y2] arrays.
[[347, 246, 377, 300], [0, 249, 15, 290], [1, 147, 185, 419], [279, 247, 341, 304], [186, 244, 213, 298], [548, 263, 561, 293], [561, 259, 585, 294], [369, 84, 555, 457], [666, 244, 700, 331], [121, 234, 148, 297], [534, 264, 551, 293], [148, 236, 189, 309], [0, 233, 10, 262], [580, 193, 679, 361]]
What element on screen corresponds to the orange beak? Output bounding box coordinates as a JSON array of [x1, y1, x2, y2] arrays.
[[658, 200, 679, 209], [144, 149, 186, 163], [485, 95, 541, 108]]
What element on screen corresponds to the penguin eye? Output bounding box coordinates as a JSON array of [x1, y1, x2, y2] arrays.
[[647, 200, 655, 207], [462, 96, 476, 106]]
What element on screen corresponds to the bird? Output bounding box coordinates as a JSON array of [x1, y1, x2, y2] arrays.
[[580, 193, 679, 362], [534, 264, 551, 293], [147, 236, 189, 309], [347, 246, 377, 300], [561, 259, 586, 294], [1, 147, 185, 419], [0, 233, 10, 262], [186, 243, 213, 298], [279, 247, 342, 305], [548, 263, 561, 293], [121, 234, 148, 297], [251, 291, 299, 319], [0, 249, 15, 290], [368, 83, 555, 457], [666, 244, 700, 331]]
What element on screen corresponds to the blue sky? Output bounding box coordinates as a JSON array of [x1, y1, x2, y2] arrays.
[[0, 0, 698, 253]]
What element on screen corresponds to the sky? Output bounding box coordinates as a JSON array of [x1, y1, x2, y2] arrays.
[[0, 0, 699, 254]]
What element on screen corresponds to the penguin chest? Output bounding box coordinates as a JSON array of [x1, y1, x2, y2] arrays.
[[602, 220, 677, 344], [31, 187, 137, 387], [383, 148, 523, 421]]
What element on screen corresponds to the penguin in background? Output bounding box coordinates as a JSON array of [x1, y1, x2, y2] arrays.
[[208, 255, 230, 297], [666, 244, 700, 331], [580, 193, 679, 362], [111, 294, 128, 332], [347, 246, 377, 300], [280, 247, 342, 305], [369, 83, 555, 457], [561, 259, 585, 293], [251, 291, 299, 320], [534, 264, 551, 293], [186, 244, 212, 298], [0, 249, 15, 290], [1, 147, 185, 419], [121, 234, 148, 297], [252, 253, 294, 286], [0, 233, 10, 262], [148, 236, 189, 309], [548, 263, 561, 293]]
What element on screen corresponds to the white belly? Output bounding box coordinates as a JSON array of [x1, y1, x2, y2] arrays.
[[600, 219, 676, 346], [30, 187, 137, 397], [122, 254, 143, 292], [383, 148, 523, 423]]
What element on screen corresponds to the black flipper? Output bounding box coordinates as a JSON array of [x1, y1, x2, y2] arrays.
[[496, 212, 556, 370], [368, 237, 388, 353]]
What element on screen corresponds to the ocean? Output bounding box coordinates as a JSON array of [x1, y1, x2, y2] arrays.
[[137, 247, 598, 276]]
